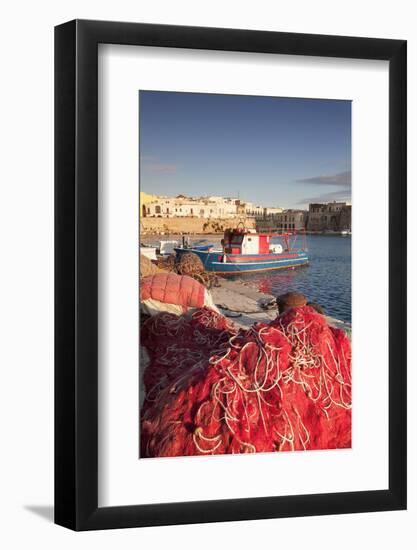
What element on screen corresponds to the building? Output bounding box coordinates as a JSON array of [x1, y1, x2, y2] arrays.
[[141, 193, 306, 228], [256, 209, 307, 232], [306, 201, 351, 232], [144, 194, 240, 219], [263, 206, 284, 217], [272, 209, 306, 231], [140, 191, 158, 217], [243, 202, 265, 217], [253, 206, 284, 220]]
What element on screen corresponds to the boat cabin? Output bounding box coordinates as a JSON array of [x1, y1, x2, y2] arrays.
[[223, 228, 284, 256]]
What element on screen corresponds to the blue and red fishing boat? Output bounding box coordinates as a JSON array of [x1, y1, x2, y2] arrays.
[[174, 227, 309, 275]]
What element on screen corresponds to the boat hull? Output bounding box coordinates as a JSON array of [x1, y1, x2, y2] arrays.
[[174, 248, 309, 274]]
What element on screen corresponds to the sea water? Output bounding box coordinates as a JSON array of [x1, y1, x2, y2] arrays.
[[232, 234, 352, 323]]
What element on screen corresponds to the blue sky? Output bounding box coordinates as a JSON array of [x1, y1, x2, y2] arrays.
[[139, 91, 351, 209]]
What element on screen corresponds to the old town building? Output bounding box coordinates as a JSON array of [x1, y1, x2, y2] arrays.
[[306, 202, 351, 232]]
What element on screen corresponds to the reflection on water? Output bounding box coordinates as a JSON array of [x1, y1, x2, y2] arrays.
[[229, 235, 351, 323]]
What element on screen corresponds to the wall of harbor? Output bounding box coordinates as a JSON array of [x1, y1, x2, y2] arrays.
[[141, 216, 256, 235]]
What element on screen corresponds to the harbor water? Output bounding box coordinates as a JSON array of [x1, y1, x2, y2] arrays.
[[230, 234, 352, 323], [141, 233, 352, 324]]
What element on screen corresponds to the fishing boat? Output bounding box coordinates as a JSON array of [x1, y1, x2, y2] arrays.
[[140, 245, 157, 260], [140, 239, 180, 259], [174, 227, 309, 275]]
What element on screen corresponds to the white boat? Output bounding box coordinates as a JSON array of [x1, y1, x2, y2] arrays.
[[140, 246, 157, 260], [159, 240, 179, 256], [140, 240, 179, 260]]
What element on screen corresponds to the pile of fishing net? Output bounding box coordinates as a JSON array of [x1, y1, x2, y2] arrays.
[[175, 252, 205, 276], [140, 305, 351, 457], [156, 252, 217, 288], [155, 254, 176, 272], [176, 253, 218, 288], [140, 254, 164, 278]]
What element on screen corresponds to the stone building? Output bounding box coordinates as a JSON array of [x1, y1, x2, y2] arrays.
[[140, 191, 159, 218], [264, 206, 284, 217], [254, 206, 284, 219], [256, 209, 307, 232], [306, 202, 351, 232], [144, 194, 240, 219], [242, 201, 265, 217], [273, 209, 306, 231]]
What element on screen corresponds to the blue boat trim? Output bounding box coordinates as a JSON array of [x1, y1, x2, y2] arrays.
[[174, 247, 309, 275]]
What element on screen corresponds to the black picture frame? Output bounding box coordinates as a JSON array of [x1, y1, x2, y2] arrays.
[[55, 19, 407, 531]]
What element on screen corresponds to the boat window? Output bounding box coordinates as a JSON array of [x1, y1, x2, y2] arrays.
[[231, 235, 243, 244]]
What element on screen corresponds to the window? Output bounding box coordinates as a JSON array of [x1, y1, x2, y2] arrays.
[[231, 235, 243, 245], [155, 205, 161, 214]]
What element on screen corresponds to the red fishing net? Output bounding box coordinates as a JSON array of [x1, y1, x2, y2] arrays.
[[140, 305, 351, 457]]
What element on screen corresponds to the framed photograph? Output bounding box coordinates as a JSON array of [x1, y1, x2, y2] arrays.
[[55, 20, 406, 530]]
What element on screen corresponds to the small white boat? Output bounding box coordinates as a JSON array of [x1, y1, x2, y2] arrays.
[[159, 240, 179, 256], [140, 246, 157, 260], [140, 240, 179, 260]]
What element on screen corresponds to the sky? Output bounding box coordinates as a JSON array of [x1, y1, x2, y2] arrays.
[[139, 91, 351, 209]]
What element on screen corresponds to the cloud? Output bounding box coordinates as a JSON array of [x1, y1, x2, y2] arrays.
[[145, 162, 177, 174], [141, 156, 178, 174], [297, 188, 351, 205], [296, 170, 351, 187]]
